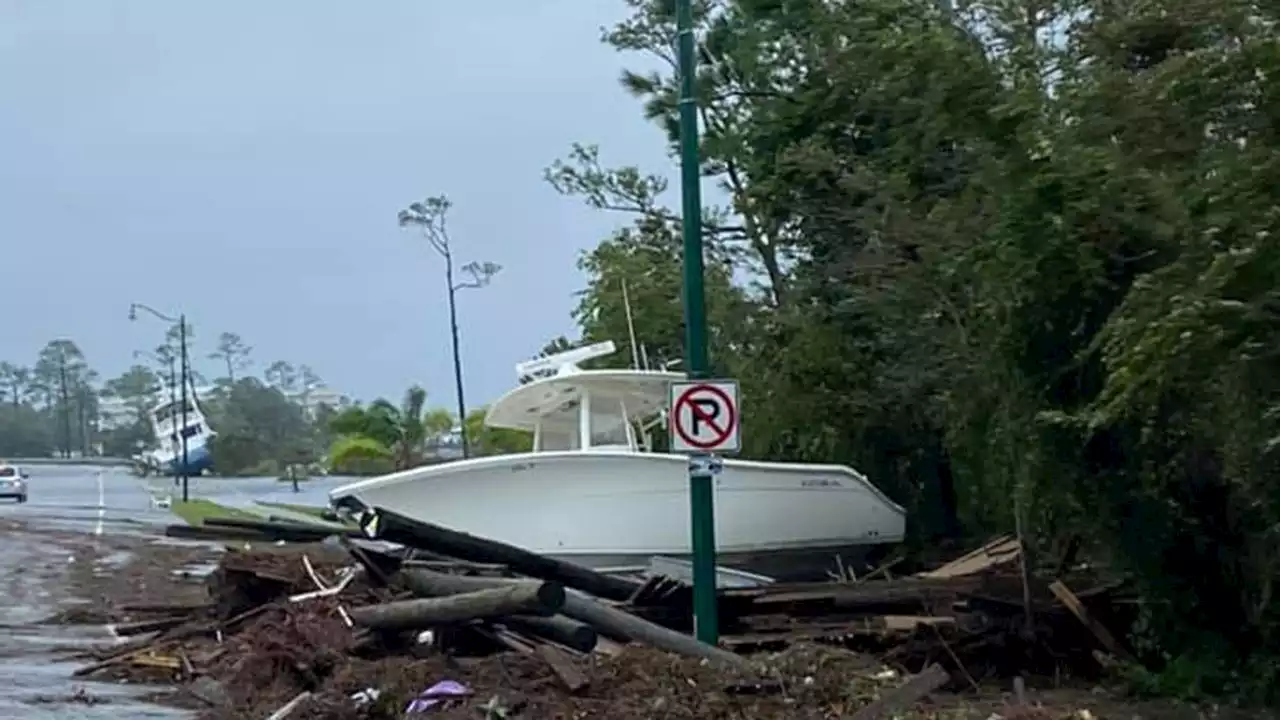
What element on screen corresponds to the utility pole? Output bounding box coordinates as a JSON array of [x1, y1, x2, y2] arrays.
[[130, 303, 193, 502], [56, 354, 72, 458], [178, 315, 190, 503], [676, 0, 719, 644]]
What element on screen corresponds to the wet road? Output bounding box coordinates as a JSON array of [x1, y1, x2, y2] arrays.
[[0, 465, 358, 718], [0, 465, 352, 533]]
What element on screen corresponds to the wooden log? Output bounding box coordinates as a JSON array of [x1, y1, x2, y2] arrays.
[[504, 614, 598, 653], [369, 507, 640, 602], [164, 524, 274, 542], [403, 569, 750, 670], [348, 582, 565, 632], [201, 516, 359, 540], [403, 570, 596, 651]]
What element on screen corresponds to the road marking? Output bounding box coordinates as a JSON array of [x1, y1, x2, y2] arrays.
[[95, 470, 105, 536]]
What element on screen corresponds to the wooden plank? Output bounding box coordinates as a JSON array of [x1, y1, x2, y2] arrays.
[[131, 653, 182, 670], [1048, 580, 1133, 662], [919, 536, 1021, 579], [537, 644, 590, 692]]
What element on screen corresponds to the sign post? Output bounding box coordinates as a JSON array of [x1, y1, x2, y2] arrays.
[[674, 0, 720, 644]]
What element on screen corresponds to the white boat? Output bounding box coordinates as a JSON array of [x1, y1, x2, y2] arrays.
[[330, 342, 906, 580], [141, 379, 216, 476]]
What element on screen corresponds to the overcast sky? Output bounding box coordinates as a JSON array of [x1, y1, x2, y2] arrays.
[[0, 0, 671, 408]]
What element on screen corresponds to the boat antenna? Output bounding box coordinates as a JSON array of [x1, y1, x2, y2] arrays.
[[620, 279, 641, 370], [639, 343, 651, 371]]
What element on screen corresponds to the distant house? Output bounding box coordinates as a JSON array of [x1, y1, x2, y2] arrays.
[[97, 395, 137, 431], [286, 386, 349, 420]]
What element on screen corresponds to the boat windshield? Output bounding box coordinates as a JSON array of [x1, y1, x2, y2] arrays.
[[535, 427, 579, 452], [532, 393, 636, 452], [153, 401, 196, 424], [589, 402, 631, 448]]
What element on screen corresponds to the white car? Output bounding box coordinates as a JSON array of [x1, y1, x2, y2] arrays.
[[0, 464, 28, 503]]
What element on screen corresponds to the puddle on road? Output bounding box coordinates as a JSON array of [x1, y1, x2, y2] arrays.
[[0, 656, 191, 719], [0, 620, 192, 719], [0, 525, 210, 718], [96, 551, 133, 571]]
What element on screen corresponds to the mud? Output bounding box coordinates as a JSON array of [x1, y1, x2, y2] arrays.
[[0, 517, 218, 719]]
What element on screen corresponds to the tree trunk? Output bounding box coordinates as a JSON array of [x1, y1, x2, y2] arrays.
[[403, 569, 749, 670], [502, 614, 598, 653], [348, 582, 565, 632]]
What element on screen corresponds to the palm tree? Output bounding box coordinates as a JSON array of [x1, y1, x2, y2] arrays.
[[394, 386, 428, 470], [328, 385, 456, 471]]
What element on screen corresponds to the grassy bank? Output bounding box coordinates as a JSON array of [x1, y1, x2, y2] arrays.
[[255, 501, 332, 520], [170, 499, 263, 527]]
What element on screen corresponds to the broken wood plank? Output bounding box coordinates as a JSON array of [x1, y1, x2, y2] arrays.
[[919, 536, 1021, 579], [131, 653, 182, 670], [1048, 579, 1134, 662], [850, 663, 950, 720], [537, 644, 590, 692], [265, 691, 312, 720]]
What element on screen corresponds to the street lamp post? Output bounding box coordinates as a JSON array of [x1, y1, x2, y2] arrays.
[[134, 349, 178, 486], [398, 196, 501, 458], [129, 303, 192, 503]]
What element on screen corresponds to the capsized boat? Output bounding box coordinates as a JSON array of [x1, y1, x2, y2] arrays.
[[141, 377, 216, 476], [329, 342, 905, 580]]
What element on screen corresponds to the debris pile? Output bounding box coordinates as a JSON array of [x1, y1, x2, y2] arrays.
[[73, 509, 1133, 719], [697, 536, 1136, 682]]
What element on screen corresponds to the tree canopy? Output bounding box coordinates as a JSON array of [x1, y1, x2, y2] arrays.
[[544, 0, 1280, 702]]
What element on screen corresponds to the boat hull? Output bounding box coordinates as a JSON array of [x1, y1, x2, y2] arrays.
[[331, 451, 905, 582], [150, 442, 214, 476]]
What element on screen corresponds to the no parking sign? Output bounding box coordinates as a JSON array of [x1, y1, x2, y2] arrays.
[[669, 380, 740, 454]]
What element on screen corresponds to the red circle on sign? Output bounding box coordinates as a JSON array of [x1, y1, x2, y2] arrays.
[[674, 384, 736, 450]]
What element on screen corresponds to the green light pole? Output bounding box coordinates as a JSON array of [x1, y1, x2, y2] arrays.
[[676, 0, 719, 645]]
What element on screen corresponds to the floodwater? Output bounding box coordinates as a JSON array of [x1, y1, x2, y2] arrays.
[[0, 464, 350, 717], [0, 463, 352, 535]]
